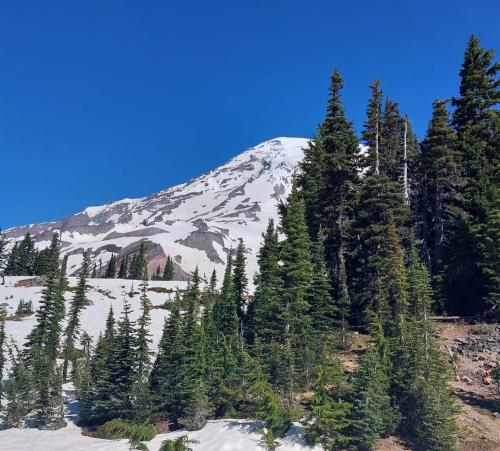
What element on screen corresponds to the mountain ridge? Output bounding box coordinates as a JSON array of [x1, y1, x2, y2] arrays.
[[5, 137, 309, 280]]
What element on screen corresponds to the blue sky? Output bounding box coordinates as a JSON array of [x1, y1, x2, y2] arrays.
[[1, 0, 498, 229]]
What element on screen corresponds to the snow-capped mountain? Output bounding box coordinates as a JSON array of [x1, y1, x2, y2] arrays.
[[5, 137, 309, 281]]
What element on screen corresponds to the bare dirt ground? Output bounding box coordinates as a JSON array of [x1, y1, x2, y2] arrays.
[[437, 321, 500, 451], [367, 320, 500, 451]]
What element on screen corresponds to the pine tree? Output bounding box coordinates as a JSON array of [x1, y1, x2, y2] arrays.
[[419, 100, 463, 280], [445, 35, 499, 315], [232, 239, 248, 338], [91, 262, 97, 278], [105, 254, 116, 278], [407, 241, 433, 319], [212, 255, 238, 345], [34, 233, 60, 276], [307, 228, 336, 335], [349, 346, 398, 450], [62, 250, 90, 381], [350, 174, 410, 325], [362, 80, 383, 175], [390, 319, 458, 450], [5, 233, 37, 275], [0, 307, 6, 409], [2, 342, 35, 428], [162, 256, 174, 281], [128, 242, 148, 280], [153, 265, 161, 280], [298, 70, 360, 294], [134, 276, 153, 422], [304, 361, 352, 450], [60, 254, 68, 277], [13, 246, 67, 429], [0, 229, 7, 271], [380, 98, 404, 182], [150, 295, 183, 420], [118, 255, 128, 279], [93, 300, 137, 423], [249, 380, 292, 450], [279, 183, 313, 384], [177, 270, 209, 430], [4, 242, 19, 276], [246, 220, 284, 347]]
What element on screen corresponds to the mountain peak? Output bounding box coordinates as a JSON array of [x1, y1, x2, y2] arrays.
[[5, 137, 309, 281]]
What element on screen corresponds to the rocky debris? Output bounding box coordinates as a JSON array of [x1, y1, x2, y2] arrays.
[[446, 323, 499, 395], [14, 277, 46, 287]]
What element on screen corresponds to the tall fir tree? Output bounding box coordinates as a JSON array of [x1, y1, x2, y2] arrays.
[[105, 254, 116, 278], [279, 183, 313, 384], [445, 35, 499, 315], [362, 79, 383, 175], [419, 100, 463, 281], [162, 256, 175, 281], [62, 250, 90, 381], [118, 255, 128, 279], [298, 70, 360, 297], [232, 239, 248, 338]]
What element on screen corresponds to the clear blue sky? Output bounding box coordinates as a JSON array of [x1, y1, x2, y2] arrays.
[[1, 0, 498, 229]]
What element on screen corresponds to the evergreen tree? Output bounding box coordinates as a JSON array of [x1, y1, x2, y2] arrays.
[[118, 255, 128, 279], [249, 380, 292, 450], [419, 100, 463, 280], [390, 318, 458, 450], [350, 175, 410, 325], [0, 307, 5, 409], [150, 295, 183, 420], [62, 250, 90, 381], [279, 183, 313, 384], [105, 254, 116, 278], [134, 276, 153, 422], [93, 300, 137, 423], [304, 361, 352, 450], [246, 220, 284, 347], [307, 228, 336, 334], [298, 70, 360, 294], [212, 255, 238, 345], [34, 233, 60, 276], [11, 246, 67, 429], [162, 256, 174, 281], [5, 233, 37, 276], [349, 346, 398, 450], [362, 80, 383, 175], [0, 229, 7, 271], [232, 239, 248, 338], [129, 242, 148, 280], [2, 342, 35, 428], [445, 35, 499, 315], [380, 98, 404, 182], [177, 269, 209, 430]]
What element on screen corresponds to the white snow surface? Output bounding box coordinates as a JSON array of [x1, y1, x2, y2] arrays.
[[0, 276, 319, 450], [4, 137, 310, 285], [0, 419, 320, 450]]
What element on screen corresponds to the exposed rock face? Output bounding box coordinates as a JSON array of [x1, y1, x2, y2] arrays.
[[5, 137, 309, 281]]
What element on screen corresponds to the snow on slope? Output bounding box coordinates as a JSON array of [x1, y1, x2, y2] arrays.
[[4, 137, 309, 283], [0, 419, 320, 451], [1, 277, 187, 351], [0, 276, 319, 450]]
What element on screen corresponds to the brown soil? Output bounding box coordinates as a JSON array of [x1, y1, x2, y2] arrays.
[[341, 320, 500, 451]]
